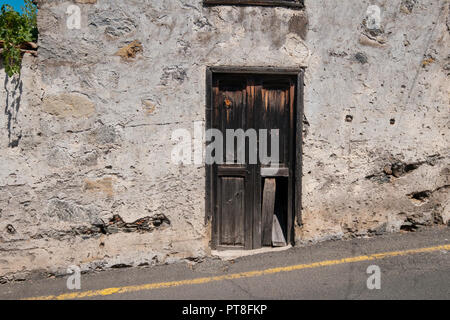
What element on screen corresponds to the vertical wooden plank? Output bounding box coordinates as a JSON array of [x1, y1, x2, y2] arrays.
[[234, 179, 245, 245], [283, 86, 290, 167], [251, 76, 262, 249], [220, 178, 232, 245], [295, 70, 305, 226], [287, 79, 295, 244], [205, 68, 213, 224], [261, 178, 276, 246], [245, 75, 254, 250], [214, 79, 223, 249], [219, 177, 245, 246], [244, 76, 255, 250], [253, 163, 262, 249], [216, 172, 222, 246]]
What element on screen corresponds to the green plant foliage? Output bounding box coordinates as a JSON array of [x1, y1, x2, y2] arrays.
[[0, 0, 38, 77]]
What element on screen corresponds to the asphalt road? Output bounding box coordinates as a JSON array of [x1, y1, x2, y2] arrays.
[[1, 227, 449, 300]]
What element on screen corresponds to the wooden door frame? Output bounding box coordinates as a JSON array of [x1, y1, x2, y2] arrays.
[[205, 66, 305, 250]]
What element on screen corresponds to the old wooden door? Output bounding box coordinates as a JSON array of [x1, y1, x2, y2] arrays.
[[207, 69, 302, 250]]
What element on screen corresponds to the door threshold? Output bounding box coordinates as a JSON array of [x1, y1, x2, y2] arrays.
[[211, 244, 292, 260]]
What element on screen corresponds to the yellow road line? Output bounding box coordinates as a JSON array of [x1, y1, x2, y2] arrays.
[[24, 244, 450, 300]]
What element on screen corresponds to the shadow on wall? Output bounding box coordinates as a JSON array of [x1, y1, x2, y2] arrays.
[[2, 60, 23, 148]]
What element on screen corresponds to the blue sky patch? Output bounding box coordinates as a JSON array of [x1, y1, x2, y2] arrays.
[[0, 0, 25, 13]]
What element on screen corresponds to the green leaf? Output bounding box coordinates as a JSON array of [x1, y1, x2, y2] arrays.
[[0, 0, 38, 76]]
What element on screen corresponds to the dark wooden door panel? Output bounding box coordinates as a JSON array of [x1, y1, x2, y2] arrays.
[[219, 176, 245, 246], [217, 77, 247, 164], [259, 79, 292, 167], [213, 77, 251, 248]]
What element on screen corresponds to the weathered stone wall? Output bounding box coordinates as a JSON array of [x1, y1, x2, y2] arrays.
[[0, 0, 448, 279], [300, 0, 449, 242]]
